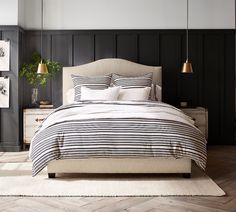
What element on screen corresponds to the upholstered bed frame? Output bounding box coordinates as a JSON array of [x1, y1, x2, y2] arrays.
[[63, 58, 162, 105], [47, 58, 191, 178]]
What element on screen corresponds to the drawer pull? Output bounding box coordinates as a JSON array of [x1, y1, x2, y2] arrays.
[[35, 118, 45, 122]]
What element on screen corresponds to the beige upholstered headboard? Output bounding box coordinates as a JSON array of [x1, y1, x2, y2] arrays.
[[63, 58, 162, 105]]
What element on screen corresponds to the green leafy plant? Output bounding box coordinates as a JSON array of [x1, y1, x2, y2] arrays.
[[20, 52, 62, 87]]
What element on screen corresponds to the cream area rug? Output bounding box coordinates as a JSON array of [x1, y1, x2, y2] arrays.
[[0, 162, 225, 197]]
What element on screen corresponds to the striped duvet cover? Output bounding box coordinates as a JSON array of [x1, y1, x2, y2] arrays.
[[30, 101, 207, 176]]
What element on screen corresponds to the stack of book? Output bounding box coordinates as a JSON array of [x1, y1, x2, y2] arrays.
[[39, 100, 54, 108], [39, 104, 54, 109]]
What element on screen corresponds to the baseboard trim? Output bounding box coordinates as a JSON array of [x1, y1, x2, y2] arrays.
[[0, 145, 21, 152]]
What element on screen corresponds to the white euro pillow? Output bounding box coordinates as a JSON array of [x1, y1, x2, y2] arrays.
[[80, 86, 120, 101], [156, 85, 162, 102], [118, 87, 151, 101], [66, 88, 76, 105]]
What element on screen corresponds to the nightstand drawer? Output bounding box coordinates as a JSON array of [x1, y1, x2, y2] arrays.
[[25, 114, 48, 126], [197, 126, 208, 139], [23, 108, 54, 144], [190, 114, 206, 126], [24, 126, 39, 143], [181, 107, 208, 139]]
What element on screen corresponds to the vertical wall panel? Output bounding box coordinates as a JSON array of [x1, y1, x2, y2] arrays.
[[74, 34, 94, 65], [95, 34, 114, 60], [160, 33, 182, 106], [139, 33, 158, 65], [51, 34, 73, 107], [18, 30, 24, 145], [204, 33, 223, 144], [25, 32, 51, 61], [191, 33, 204, 106], [223, 32, 235, 143], [117, 34, 138, 62], [23, 33, 40, 106]]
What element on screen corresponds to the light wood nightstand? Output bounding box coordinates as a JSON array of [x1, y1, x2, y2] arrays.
[[181, 107, 208, 139], [23, 108, 54, 146]]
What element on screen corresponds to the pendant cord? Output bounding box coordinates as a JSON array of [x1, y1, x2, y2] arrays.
[[186, 0, 189, 62], [40, 0, 43, 62]]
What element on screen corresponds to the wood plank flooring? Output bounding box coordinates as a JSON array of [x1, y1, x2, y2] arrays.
[[0, 146, 236, 212]]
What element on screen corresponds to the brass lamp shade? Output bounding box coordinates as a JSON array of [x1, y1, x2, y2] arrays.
[[181, 60, 193, 73], [37, 61, 48, 74]]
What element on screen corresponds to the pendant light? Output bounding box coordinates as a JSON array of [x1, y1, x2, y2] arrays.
[[181, 0, 193, 73], [37, 0, 48, 74]]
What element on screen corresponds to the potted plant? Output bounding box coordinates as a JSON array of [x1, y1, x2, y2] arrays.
[[20, 52, 62, 106]]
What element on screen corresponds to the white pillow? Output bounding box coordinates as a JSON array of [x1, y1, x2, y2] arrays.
[[66, 88, 75, 104], [156, 85, 162, 102], [80, 86, 120, 101], [118, 87, 151, 101]]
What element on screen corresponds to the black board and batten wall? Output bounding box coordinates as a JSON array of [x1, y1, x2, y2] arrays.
[[0, 27, 235, 151]]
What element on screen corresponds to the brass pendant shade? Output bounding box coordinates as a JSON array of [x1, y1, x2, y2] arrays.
[[37, 0, 48, 75], [182, 60, 193, 73], [37, 61, 48, 74]]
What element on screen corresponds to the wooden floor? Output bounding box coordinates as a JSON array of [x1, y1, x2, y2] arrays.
[[0, 146, 236, 212]]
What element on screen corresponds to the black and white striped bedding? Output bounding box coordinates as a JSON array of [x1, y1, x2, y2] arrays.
[[111, 73, 153, 89], [30, 101, 207, 176]]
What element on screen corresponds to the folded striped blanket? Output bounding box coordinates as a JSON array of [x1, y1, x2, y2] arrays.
[[30, 101, 207, 176]]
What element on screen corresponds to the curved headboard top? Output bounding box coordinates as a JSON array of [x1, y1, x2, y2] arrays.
[[63, 58, 162, 105]]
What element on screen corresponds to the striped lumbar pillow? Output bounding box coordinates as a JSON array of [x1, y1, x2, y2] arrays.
[[71, 74, 112, 101], [111, 73, 153, 89]]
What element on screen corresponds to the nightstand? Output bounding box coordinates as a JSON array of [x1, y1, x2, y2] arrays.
[[23, 108, 54, 146], [181, 107, 208, 139]]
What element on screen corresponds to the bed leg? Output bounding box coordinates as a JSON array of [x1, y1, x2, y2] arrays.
[[48, 173, 56, 178], [182, 173, 191, 178]]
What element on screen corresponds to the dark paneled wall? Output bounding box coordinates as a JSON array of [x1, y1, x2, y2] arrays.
[[0, 26, 23, 151], [0, 27, 233, 151], [23, 29, 235, 145]]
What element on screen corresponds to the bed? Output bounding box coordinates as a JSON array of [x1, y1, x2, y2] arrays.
[[30, 58, 207, 178]]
